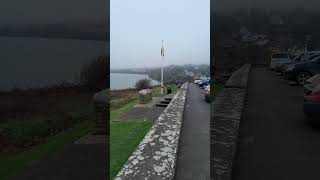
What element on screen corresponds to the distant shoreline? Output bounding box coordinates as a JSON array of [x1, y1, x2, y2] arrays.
[[110, 72, 156, 81], [110, 73, 159, 90]]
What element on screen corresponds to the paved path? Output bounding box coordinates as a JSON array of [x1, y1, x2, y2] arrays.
[[11, 141, 107, 180], [234, 67, 320, 180], [175, 83, 210, 180]]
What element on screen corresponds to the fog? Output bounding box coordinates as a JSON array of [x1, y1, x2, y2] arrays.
[[110, 0, 210, 69]]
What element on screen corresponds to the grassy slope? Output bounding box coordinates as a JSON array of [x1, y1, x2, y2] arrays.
[[110, 121, 154, 179], [0, 120, 94, 180], [109, 84, 178, 178], [110, 99, 139, 119]]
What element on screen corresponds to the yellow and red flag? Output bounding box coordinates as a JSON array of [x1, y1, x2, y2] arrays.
[[161, 41, 164, 57]]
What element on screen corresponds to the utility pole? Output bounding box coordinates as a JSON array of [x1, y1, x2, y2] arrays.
[[160, 40, 165, 95]]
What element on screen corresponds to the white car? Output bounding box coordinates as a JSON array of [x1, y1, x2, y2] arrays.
[[194, 79, 201, 84], [269, 53, 290, 70]]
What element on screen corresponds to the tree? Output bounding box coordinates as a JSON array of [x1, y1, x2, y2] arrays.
[[135, 78, 151, 90]]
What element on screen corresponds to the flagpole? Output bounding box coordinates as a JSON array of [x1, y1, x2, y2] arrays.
[[161, 40, 164, 95]]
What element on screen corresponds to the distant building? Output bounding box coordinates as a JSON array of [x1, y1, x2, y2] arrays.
[[269, 13, 290, 51]]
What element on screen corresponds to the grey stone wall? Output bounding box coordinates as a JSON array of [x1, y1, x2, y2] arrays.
[[225, 64, 251, 89], [115, 83, 188, 180], [211, 64, 251, 180], [139, 89, 152, 104]]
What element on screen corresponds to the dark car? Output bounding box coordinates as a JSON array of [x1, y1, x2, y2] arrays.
[[303, 82, 320, 120], [285, 54, 320, 85], [280, 51, 318, 75], [199, 80, 209, 88]]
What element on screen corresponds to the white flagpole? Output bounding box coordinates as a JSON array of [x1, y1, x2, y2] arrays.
[[161, 40, 164, 95]]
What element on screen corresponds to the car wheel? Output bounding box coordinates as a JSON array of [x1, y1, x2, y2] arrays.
[[297, 72, 312, 86]]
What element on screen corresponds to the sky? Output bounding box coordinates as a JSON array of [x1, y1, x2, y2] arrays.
[[110, 0, 210, 69]]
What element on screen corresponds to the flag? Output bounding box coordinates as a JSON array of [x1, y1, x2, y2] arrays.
[[161, 40, 164, 57], [161, 47, 164, 57]]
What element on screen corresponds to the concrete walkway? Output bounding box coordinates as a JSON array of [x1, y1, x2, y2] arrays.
[[234, 67, 320, 180], [113, 97, 166, 121], [175, 83, 210, 180]]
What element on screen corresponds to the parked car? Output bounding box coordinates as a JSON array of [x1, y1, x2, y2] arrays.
[[280, 52, 317, 75], [285, 54, 320, 85], [204, 84, 210, 92], [199, 80, 209, 88], [303, 82, 320, 120], [269, 52, 290, 70], [205, 85, 211, 102], [304, 74, 320, 95], [194, 79, 201, 84]]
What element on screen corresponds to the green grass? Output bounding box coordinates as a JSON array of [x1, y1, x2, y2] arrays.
[[111, 96, 137, 107], [110, 121, 154, 179], [152, 84, 178, 97], [110, 98, 126, 104], [213, 84, 224, 97], [0, 110, 94, 148], [109, 84, 180, 178], [110, 98, 139, 119], [0, 120, 94, 180]]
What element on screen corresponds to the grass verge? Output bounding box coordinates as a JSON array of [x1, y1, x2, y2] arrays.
[[110, 98, 139, 119], [213, 84, 224, 97], [110, 121, 154, 179], [0, 120, 94, 180], [152, 84, 178, 97], [109, 84, 179, 178]]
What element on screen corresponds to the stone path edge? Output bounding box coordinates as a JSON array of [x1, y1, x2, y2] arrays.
[[115, 82, 189, 180], [211, 64, 251, 180]]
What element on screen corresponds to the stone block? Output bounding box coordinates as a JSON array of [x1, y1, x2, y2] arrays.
[[139, 89, 152, 104]]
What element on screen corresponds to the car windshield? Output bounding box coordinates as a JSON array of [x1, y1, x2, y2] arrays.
[[272, 53, 288, 58]]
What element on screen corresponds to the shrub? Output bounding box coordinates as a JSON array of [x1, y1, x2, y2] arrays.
[[135, 78, 151, 90], [80, 55, 109, 91]]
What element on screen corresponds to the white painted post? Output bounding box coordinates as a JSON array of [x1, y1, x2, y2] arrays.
[[161, 40, 165, 95]]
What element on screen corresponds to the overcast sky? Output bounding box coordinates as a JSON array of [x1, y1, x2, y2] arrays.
[[110, 0, 210, 69]]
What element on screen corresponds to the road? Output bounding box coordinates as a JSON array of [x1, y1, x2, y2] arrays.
[[175, 83, 210, 180], [233, 67, 320, 180]]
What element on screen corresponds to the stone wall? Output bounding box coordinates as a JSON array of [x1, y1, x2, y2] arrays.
[[139, 89, 152, 104], [115, 83, 188, 180], [211, 64, 251, 180]]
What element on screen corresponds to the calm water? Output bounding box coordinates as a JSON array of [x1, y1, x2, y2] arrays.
[[110, 73, 159, 90], [0, 37, 106, 91]]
